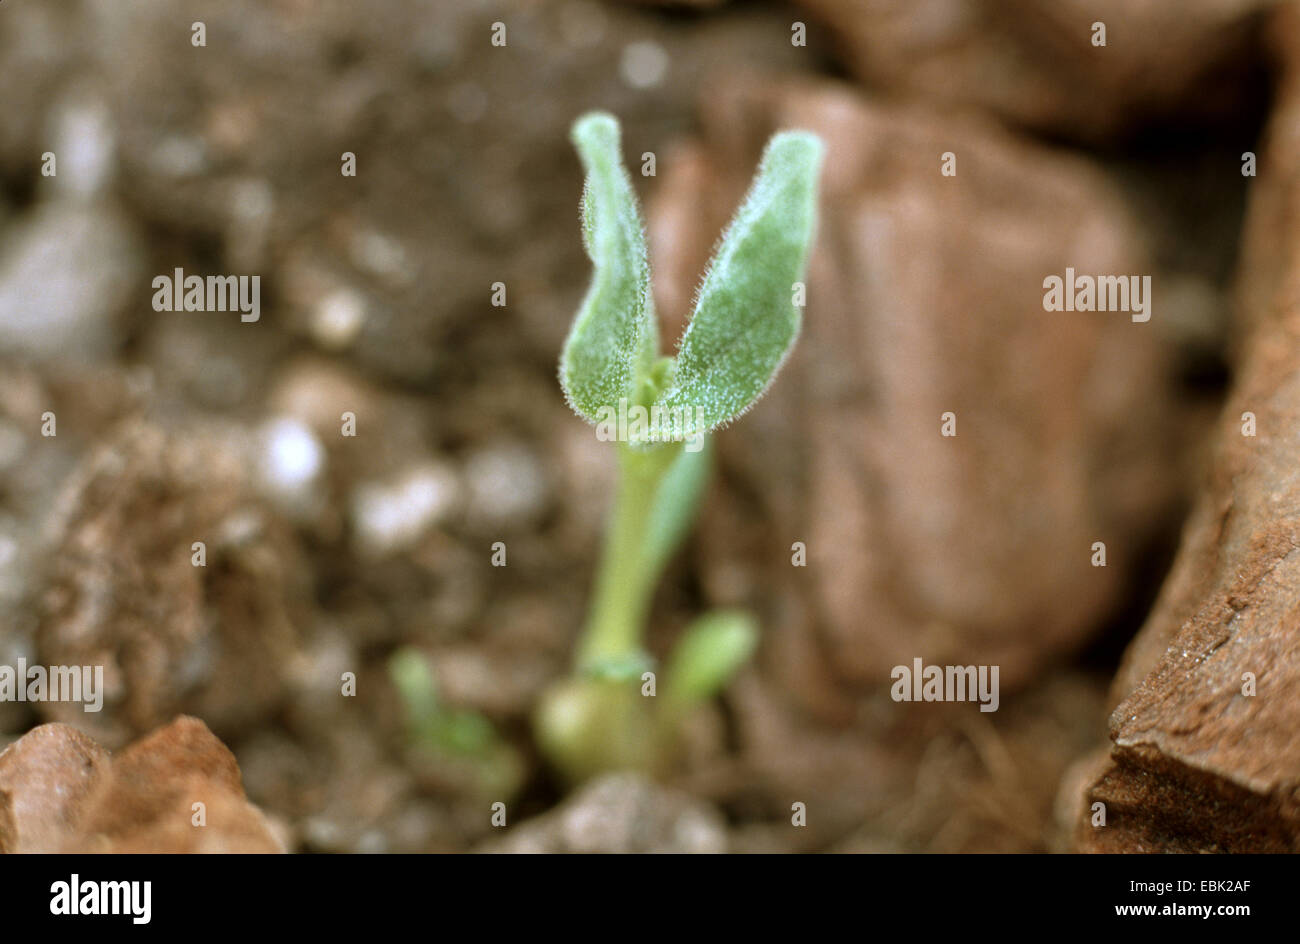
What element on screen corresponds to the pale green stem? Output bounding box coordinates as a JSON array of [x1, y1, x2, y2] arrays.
[[576, 440, 681, 670]]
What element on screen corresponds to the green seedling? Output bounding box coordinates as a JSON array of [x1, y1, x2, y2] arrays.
[[535, 112, 824, 783], [389, 647, 523, 799]]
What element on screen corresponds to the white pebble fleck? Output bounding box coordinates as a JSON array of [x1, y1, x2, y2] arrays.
[[257, 417, 326, 521], [620, 41, 668, 90], [351, 463, 459, 555], [465, 443, 547, 526], [312, 288, 366, 351]]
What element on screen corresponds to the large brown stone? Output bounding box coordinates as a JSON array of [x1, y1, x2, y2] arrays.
[[36, 421, 309, 747], [0, 723, 110, 854], [1075, 5, 1300, 853], [792, 0, 1271, 143], [649, 77, 1185, 717], [0, 717, 282, 853]]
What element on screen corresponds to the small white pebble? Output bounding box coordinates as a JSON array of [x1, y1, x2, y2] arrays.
[[261, 417, 325, 493], [49, 98, 115, 199], [216, 509, 264, 548], [620, 40, 668, 90], [465, 443, 547, 526], [311, 288, 366, 350], [303, 817, 344, 849], [256, 417, 326, 521], [350, 230, 411, 285], [351, 463, 459, 555]]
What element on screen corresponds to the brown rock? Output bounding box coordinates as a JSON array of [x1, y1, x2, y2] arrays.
[[792, 0, 1270, 142], [0, 717, 282, 853], [36, 421, 309, 746], [1076, 5, 1300, 853], [652, 77, 1184, 715], [0, 723, 110, 854]]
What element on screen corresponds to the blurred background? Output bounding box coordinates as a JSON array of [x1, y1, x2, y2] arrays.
[[0, 0, 1285, 852]]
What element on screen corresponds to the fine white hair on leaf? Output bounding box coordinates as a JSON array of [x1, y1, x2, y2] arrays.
[[560, 112, 658, 425], [560, 114, 824, 442]]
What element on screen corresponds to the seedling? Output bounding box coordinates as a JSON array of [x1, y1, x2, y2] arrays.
[[389, 647, 524, 799], [535, 112, 823, 783]]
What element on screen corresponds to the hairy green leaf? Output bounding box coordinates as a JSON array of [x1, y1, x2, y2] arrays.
[[561, 113, 658, 424], [638, 131, 823, 443]]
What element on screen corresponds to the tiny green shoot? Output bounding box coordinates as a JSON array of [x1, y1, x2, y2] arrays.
[[535, 112, 823, 783], [389, 647, 523, 799]]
